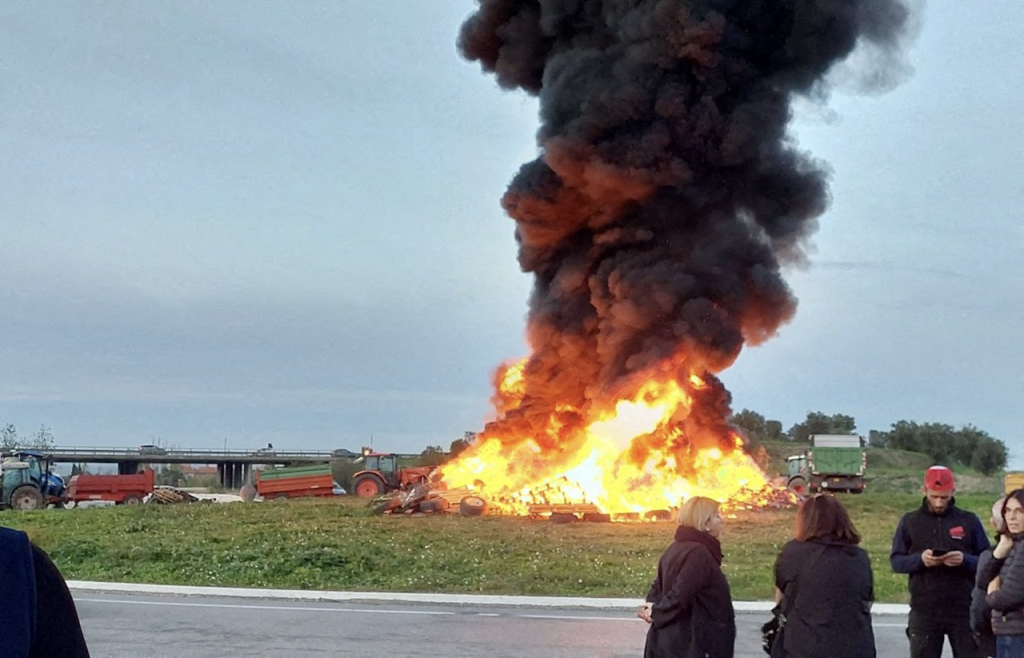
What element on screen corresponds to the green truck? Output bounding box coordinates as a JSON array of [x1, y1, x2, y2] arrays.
[[786, 434, 867, 495]]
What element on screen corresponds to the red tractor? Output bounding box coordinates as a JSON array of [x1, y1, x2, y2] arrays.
[[351, 451, 433, 498]]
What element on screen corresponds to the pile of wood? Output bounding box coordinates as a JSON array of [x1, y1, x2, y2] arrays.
[[147, 487, 202, 505]]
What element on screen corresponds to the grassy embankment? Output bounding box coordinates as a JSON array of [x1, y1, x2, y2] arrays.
[[2, 487, 1004, 603]]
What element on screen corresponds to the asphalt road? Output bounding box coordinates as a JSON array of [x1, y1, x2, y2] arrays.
[[75, 593, 949, 658]]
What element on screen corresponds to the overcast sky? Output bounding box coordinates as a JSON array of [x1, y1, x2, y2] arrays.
[[1, 2, 1021, 467]]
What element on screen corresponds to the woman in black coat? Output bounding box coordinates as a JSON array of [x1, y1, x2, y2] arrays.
[[772, 494, 875, 658], [638, 496, 735, 658]]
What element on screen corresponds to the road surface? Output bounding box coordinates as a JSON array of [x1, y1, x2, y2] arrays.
[[75, 592, 948, 658]]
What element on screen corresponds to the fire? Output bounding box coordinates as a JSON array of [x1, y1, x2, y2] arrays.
[[439, 361, 784, 517]]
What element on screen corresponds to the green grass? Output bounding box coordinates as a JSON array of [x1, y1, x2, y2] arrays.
[[0, 492, 1002, 602]]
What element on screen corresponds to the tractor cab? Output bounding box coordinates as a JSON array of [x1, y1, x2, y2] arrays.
[[0, 458, 46, 510], [12, 450, 65, 503], [362, 453, 399, 488]]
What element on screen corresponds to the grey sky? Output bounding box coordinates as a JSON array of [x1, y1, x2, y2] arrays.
[[2, 2, 1021, 466]]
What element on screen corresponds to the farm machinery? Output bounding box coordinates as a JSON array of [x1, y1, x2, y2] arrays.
[[0, 450, 66, 510]]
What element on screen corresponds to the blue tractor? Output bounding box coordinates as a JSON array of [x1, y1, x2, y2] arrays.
[[0, 450, 65, 510]]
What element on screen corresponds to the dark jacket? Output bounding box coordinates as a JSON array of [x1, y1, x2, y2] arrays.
[[773, 536, 875, 658], [986, 538, 1024, 636], [0, 526, 91, 658], [644, 526, 735, 658], [890, 497, 989, 619], [973, 547, 999, 657]]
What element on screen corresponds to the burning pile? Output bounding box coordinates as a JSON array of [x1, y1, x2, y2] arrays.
[[440, 0, 910, 515]]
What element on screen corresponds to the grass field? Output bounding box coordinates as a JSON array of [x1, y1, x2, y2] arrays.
[[0, 491, 1003, 603]]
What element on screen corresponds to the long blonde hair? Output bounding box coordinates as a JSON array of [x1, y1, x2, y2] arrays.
[[677, 496, 720, 532]]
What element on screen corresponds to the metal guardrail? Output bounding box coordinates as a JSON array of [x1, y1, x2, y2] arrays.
[[44, 447, 333, 458], [3, 447, 421, 464]]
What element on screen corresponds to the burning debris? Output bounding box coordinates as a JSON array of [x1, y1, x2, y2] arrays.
[[441, 0, 911, 515]]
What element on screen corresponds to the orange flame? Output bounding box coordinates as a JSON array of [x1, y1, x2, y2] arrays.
[[440, 359, 784, 516]]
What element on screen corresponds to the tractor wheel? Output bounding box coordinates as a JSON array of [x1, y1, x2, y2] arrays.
[[274, 493, 289, 500], [419, 498, 450, 513], [353, 475, 385, 498], [122, 494, 142, 506], [549, 512, 577, 524], [459, 495, 487, 517], [787, 476, 808, 497], [10, 486, 45, 511]]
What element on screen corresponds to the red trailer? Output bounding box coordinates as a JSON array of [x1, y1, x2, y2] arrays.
[[255, 464, 339, 500], [66, 469, 155, 506]]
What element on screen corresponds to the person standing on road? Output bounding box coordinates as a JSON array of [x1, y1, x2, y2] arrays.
[[772, 493, 875, 658], [0, 525, 91, 658], [891, 465, 990, 658], [983, 489, 1024, 658], [637, 496, 735, 658], [971, 496, 1006, 658]]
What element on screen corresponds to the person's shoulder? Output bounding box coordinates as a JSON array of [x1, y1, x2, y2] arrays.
[[0, 526, 31, 550], [778, 538, 803, 553], [777, 539, 814, 562], [0, 525, 29, 540], [951, 506, 983, 524], [896, 507, 923, 524]]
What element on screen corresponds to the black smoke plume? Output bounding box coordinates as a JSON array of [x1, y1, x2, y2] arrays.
[[459, 0, 910, 452]]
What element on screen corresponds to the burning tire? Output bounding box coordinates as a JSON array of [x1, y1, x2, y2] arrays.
[[419, 498, 450, 513], [459, 495, 487, 517], [353, 475, 385, 498], [787, 476, 808, 497], [645, 509, 672, 522], [549, 512, 577, 524], [372, 497, 400, 515]]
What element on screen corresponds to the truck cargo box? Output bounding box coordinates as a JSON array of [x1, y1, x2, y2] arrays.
[[67, 469, 155, 505], [809, 446, 866, 476], [255, 464, 338, 500], [1005, 472, 1024, 494]]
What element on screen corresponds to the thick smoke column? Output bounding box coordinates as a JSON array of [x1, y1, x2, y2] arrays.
[[459, 1, 909, 460]]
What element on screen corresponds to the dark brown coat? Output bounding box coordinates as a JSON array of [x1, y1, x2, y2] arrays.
[[644, 528, 735, 658]]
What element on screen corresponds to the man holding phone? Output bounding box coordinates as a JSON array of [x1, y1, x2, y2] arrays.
[[891, 466, 990, 658]]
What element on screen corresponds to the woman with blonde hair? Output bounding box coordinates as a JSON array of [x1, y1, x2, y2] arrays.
[[638, 496, 735, 658], [771, 494, 874, 658]]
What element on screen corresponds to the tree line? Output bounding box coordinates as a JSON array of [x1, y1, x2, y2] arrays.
[[1, 423, 57, 452], [729, 409, 1008, 475]]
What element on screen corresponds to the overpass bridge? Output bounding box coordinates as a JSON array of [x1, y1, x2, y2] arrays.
[[18, 447, 346, 490]]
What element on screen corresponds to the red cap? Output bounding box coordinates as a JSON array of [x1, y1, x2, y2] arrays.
[[924, 466, 955, 492]]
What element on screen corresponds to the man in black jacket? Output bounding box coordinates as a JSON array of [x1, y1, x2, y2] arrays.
[[0, 525, 91, 658], [891, 466, 990, 658]]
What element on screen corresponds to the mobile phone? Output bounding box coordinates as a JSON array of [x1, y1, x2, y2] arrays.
[[931, 548, 949, 557]]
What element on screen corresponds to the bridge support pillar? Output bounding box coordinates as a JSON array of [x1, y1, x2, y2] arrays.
[[217, 462, 250, 491]]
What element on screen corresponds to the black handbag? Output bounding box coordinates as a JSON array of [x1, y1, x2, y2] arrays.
[[760, 609, 785, 655]]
